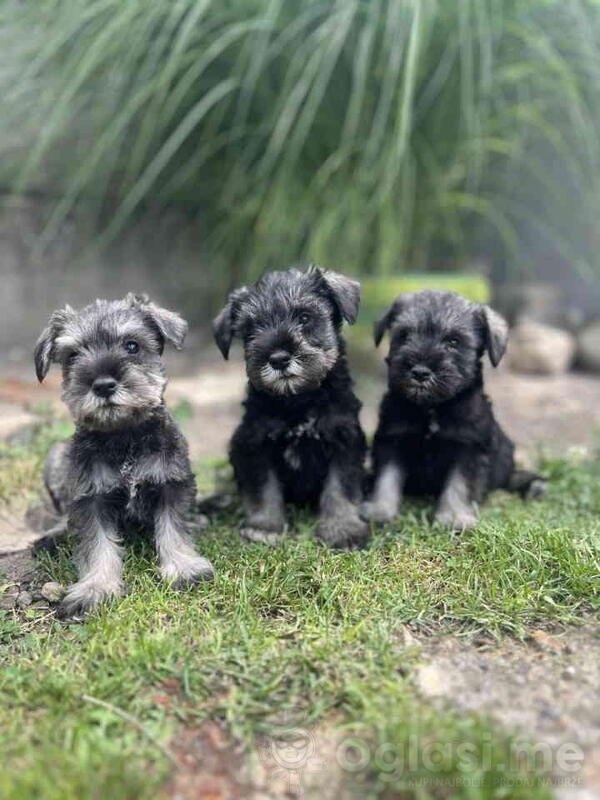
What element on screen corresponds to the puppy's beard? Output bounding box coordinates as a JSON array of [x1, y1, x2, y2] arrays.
[[256, 359, 306, 395], [67, 374, 166, 430], [394, 372, 460, 405], [252, 346, 338, 396]]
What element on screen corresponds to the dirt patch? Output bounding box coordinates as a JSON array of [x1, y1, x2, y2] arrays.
[[3, 352, 600, 465], [486, 369, 600, 457], [0, 496, 54, 555], [164, 722, 247, 800], [411, 625, 600, 797], [0, 548, 36, 585], [163, 721, 357, 800]]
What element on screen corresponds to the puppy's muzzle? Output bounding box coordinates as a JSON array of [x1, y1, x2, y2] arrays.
[[410, 365, 432, 384], [268, 350, 291, 372], [92, 375, 118, 398]]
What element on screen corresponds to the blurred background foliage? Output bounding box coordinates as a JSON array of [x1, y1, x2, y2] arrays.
[[1, 0, 600, 285]]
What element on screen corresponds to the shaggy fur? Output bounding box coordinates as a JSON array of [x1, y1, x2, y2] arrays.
[[34, 294, 213, 616], [364, 290, 545, 530], [213, 266, 368, 548]]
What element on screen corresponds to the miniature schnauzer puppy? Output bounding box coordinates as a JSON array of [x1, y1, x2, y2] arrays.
[[34, 293, 214, 616], [364, 290, 545, 530], [213, 265, 368, 548]]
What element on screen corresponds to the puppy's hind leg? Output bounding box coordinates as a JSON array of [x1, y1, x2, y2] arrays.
[[32, 517, 69, 556], [240, 470, 287, 545], [33, 440, 72, 556], [507, 469, 548, 499], [43, 440, 72, 515]]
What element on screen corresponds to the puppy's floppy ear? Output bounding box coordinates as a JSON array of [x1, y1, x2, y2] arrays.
[[374, 298, 402, 347], [480, 304, 508, 367], [212, 287, 250, 360], [309, 264, 361, 324], [34, 306, 75, 382], [126, 293, 188, 350]]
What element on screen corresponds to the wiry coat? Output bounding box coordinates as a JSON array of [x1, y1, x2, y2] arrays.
[[366, 290, 544, 530], [214, 266, 368, 548], [34, 294, 213, 616], [231, 347, 365, 507], [46, 407, 195, 531], [372, 371, 515, 501]]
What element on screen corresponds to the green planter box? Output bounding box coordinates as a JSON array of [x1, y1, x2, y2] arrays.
[[350, 272, 491, 354]]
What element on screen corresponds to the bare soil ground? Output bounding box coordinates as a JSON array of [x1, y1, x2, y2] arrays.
[[1, 353, 599, 799], [2, 351, 599, 464], [412, 626, 600, 800]]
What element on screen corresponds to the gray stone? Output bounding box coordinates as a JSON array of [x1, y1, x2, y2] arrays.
[[39, 582, 66, 603], [399, 625, 420, 648], [577, 320, 600, 373], [413, 663, 451, 698], [16, 590, 33, 608], [507, 320, 576, 375], [495, 282, 562, 327]]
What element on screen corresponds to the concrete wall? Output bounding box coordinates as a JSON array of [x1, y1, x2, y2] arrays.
[[0, 194, 215, 367]]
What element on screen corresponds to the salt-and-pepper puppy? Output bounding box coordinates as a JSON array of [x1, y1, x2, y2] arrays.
[[213, 265, 368, 548], [34, 294, 214, 616], [364, 290, 545, 530]]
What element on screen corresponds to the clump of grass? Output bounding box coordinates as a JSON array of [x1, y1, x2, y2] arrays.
[[1, 0, 600, 280], [0, 434, 598, 798]]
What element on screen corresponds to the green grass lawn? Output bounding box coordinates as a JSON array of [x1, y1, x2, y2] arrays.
[[0, 419, 599, 799]]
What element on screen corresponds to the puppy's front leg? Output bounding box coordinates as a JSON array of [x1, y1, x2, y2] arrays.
[[155, 482, 215, 586], [434, 464, 478, 531], [61, 495, 124, 616], [317, 465, 369, 549], [362, 461, 405, 524], [241, 470, 286, 545]]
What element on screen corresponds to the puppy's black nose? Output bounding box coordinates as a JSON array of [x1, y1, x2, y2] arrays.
[[268, 350, 291, 371], [92, 376, 118, 398], [410, 365, 432, 383]]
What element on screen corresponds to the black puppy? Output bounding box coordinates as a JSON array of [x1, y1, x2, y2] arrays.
[[213, 265, 368, 548], [364, 290, 544, 530]]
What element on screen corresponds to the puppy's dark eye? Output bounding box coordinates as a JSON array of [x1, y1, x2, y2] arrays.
[[65, 351, 78, 367], [298, 312, 311, 325], [124, 340, 139, 354], [444, 336, 460, 348]]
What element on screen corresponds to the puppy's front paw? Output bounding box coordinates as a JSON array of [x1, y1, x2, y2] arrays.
[[160, 555, 215, 588], [360, 501, 398, 525], [240, 527, 284, 546], [317, 515, 370, 549], [434, 506, 478, 532], [59, 579, 124, 619]]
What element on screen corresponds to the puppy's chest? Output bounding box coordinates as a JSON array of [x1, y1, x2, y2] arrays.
[[390, 409, 480, 448], [80, 450, 186, 507], [268, 414, 325, 471]]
